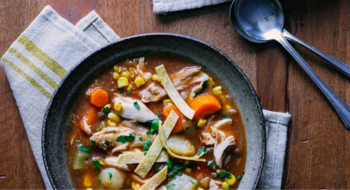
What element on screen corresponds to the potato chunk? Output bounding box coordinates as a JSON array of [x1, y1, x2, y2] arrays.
[[167, 135, 195, 156], [99, 168, 126, 189]]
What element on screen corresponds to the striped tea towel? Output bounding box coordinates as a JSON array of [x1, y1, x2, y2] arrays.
[[0, 5, 291, 189], [152, 0, 232, 14]]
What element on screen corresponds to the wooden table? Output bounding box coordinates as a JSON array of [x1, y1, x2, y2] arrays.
[[1, 0, 349, 189]]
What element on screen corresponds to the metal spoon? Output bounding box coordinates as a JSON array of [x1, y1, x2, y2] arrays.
[[230, 0, 350, 129]]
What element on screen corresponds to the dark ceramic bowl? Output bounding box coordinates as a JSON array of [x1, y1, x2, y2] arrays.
[[42, 33, 265, 189]]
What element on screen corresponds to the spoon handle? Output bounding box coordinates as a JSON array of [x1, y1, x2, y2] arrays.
[[282, 29, 350, 79], [276, 34, 350, 130]]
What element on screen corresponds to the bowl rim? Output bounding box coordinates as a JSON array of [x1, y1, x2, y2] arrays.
[[42, 32, 266, 189]]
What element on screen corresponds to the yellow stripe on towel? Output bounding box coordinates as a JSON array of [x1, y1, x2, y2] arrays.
[[17, 34, 67, 78], [9, 48, 58, 89], [1, 57, 51, 99]]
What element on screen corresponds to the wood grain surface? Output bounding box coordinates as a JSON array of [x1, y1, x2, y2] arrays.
[[0, 0, 349, 189]]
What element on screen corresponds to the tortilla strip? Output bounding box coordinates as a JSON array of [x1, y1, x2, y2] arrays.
[[135, 111, 179, 178], [139, 166, 168, 190], [159, 116, 206, 162], [156, 64, 195, 119], [115, 151, 169, 164]]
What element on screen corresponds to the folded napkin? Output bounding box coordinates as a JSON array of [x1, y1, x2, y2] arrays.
[[152, 0, 231, 14], [0, 6, 291, 189]]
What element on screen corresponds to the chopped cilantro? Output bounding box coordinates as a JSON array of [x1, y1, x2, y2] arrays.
[[104, 140, 109, 147], [146, 131, 152, 135], [171, 176, 176, 180], [134, 102, 140, 109], [308, 99, 312, 103], [185, 126, 190, 131], [212, 84, 215, 88], [204, 149, 210, 154], [138, 137, 143, 141], [117, 88, 124, 93], [167, 159, 173, 169], [237, 175, 242, 180], [77, 145, 91, 152], [168, 163, 184, 175], [97, 179, 101, 184], [91, 160, 101, 169], [219, 171, 232, 179], [198, 147, 205, 156], [108, 172, 113, 180], [162, 147, 167, 152], [190, 142, 194, 145], [165, 183, 175, 188], [177, 172, 182, 176], [155, 167, 161, 172], [185, 117, 190, 121], [208, 160, 214, 167], [127, 90, 131, 95], [193, 81, 209, 98], [74, 139, 80, 143], [116, 133, 135, 143], [90, 139, 96, 146], [150, 117, 159, 134], [156, 113, 161, 118], [143, 139, 153, 155], [221, 113, 229, 118], [190, 180, 196, 184], [102, 106, 109, 115], [113, 130, 116, 133], [103, 152, 106, 159]]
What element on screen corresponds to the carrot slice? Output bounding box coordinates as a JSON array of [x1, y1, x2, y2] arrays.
[[189, 94, 221, 120], [163, 105, 185, 133], [89, 89, 109, 108]]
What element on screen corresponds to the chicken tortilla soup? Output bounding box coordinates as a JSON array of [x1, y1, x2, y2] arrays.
[[66, 57, 246, 190]]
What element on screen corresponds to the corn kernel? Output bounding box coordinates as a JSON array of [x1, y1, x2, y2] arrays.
[[113, 72, 120, 80], [197, 119, 207, 128], [219, 94, 226, 104], [118, 77, 129, 88], [225, 105, 233, 110], [163, 99, 172, 104], [108, 119, 117, 126], [225, 174, 237, 186], [197, 188, 204, 190], [222, 182, 229, 189], [108, 113, 120, 123], [216, 169, 222, 174], [132, 182, 140, 190], [129, 68, 136, 78], [134, 76, 145, 87], [121, 71, 130, 79], [104, 104, 111, 109], [151, 74, 158, 81], [185, 168, 192, 173], [114, 102, 123, 112], [86, 188, 92, 190], [212, 86, 222, 94], [127, 84, 133, 91], [83, 173, 92, 187], [114, 66, 119, 72], [208, 77, 215, 86]]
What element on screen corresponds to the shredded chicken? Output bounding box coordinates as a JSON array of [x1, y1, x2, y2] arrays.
[[81, 119, 92, 135], [136, 57, 152, 82], [97, 156, 129, 171], [201, 132, 216, 145], [209, 180, 223, 190], [141, 66, 209, 102], [113, 94, 157, 123], [90, 126, 152, 153], [212, 127, 236, 168]]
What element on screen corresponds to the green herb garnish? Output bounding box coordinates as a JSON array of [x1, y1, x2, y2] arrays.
[[75, 139, 80, 143], [219, 171, 232, 179], [143, 139, 153, 155], [190, 142, 194, 145], [104, 140, 109, 147], [103, 152, 106, 159], [108, 172, 113, 180], [162, 147, 167, 152], [97, 179, 101, 184], [193, 81, 209, 98], [190, 180, 196, 184], [168, 163, 184, 175], [167, 159, 173, 169], [90, 139, 96, 146], [165, 183, 175, 188], [116, 133, 135, 143], [177, 172, 182, 176], [134, 102, 140, 109], [150, 117, 159, 134], [237, 175, 242, 180], [77, 145, 91, 152], [102, 106, 109, 115], [117, 88, 124, 93], [92, 160, 101, 169], [127, 90, 131, 95], [138, 137, 143, 141], [221, 113, 229, 118], [185, 126, 190, 131], [198, 147, 205, 156], [309, 99, 312, 103], [156, 113, 161, 118]]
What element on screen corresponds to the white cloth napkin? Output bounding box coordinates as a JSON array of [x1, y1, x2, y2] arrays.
[[0, 6, 291, 189], [152, 0, 231, 14]]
